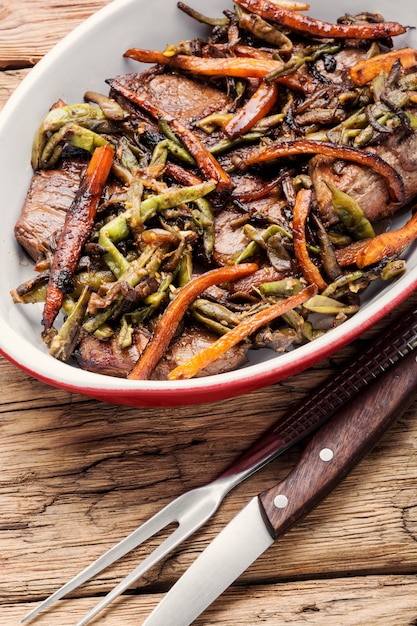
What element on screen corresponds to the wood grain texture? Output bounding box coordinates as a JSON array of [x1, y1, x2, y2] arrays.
[[0, 1, 111, 68], [1, 1, 417, 624]]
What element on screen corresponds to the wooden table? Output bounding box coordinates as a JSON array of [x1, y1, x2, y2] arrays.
[[1, 2, 417, 624]]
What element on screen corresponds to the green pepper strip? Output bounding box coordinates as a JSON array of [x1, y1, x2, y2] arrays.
[[193, 197, 215, 258], [326, 183, 376, 241], [265, 43, 340, 82], [304, 294, 359, 316], [98, 180, 215, 278], [49, 287, 91, 361], [234, 223, 319, 264], [31, 103, 108, 169], [83, 244, 170, 333], [98, 216, 131, 278], [140, 180, 216, 222], [321, 270, 365, 298], [259, 278, 305, 297]]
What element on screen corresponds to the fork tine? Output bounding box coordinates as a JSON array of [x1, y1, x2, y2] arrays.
[[21, 490, 197, 623], [74, 523, 198, 626]]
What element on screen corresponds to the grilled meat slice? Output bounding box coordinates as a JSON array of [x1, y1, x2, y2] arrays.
[[311, 129, 417, 225], [14, 158, 86, 262], [75, 325, 249, 379], [111, 68, 232, 129]]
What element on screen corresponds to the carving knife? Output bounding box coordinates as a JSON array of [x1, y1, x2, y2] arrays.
[[143, 344, 417, 625]]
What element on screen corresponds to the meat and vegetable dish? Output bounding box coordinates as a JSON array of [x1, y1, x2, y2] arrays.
[[11, 0, 417, 380]]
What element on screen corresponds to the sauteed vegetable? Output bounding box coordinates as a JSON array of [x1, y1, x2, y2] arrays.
[[11, 1, 417, 380]]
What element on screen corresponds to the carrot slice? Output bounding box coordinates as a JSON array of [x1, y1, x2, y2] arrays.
[[124, 48, 283, 79], [292, 188, 327, 291], [42, 144, 114, 334], [128, 263, 259, 380], [222, 80, 279, 139], [243, 139, 404, 204], [234, 0, 406, 39], [349, 48, 417, 86], [107, 78, 233, 193], [168, 284, 317, 380], [335, 239, 370, 267], [124, 47, 306, 91], [356, 211, 417, 268]]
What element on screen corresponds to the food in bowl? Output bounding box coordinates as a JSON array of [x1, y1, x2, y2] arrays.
[[10, 0, 417, 383]]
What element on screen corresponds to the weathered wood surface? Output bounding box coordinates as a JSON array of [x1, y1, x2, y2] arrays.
[[1, 1, 417, 624]]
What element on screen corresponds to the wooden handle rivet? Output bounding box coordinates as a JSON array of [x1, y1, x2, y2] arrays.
[[319, 448, 334, 462], [273, 494, 289, 509]]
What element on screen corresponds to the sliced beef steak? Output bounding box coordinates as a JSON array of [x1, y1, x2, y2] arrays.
[[14, 158, 86, 262], [112, 68, 232, 128], [75, 325, 249, 379], [310, 128, 417, 225]]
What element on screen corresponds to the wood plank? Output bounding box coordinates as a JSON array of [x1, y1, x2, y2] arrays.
[[0, 0, 110, 69], [1, 379, 417, 601], [0, 68, 29, 108], [3, 576, 417, 625]]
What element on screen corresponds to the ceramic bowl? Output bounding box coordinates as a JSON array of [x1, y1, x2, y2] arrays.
[[1, 0, 416, 406]]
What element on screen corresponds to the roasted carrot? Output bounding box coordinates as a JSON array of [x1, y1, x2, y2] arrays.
[[222, 80, 279, 139], [107, 78, 233, 193], [349, 48, 417, 86], [42, 144, 114, 334], [334, 239, 371, 267], [124, 48, 283, 79], [167, 284, 317, 380], [243, 139, 405, 204], [124, 47, 306, 91], [164, 162, 203, 187], [234, 0, 406, 39], [165, 115, 233, 192], [356, 211, 417, 268], [128, 263, 259, 380], [292, 188, 327, 291]]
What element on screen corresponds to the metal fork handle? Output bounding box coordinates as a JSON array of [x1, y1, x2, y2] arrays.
[[218, 304, 417, 489]]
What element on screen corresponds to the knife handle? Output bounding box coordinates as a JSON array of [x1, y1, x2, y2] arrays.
[[258, 348, 417, 540]]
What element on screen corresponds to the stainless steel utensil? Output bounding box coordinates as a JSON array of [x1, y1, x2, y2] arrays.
[[23, 304, 417, 625], [143, 341, 417, 625]]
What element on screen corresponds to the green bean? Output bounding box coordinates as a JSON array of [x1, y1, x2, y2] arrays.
[[196, 113, 233, 134], [117, 316, 134, 348], [304, 294, 359, 316], [209, 132, 263, 156], [380, 259, 406, 280], [259, 278, 305, 297], [126, 179, 145, 235], [84, 91, 129, 121], [83, 298, 123, 332], [49, 287, 91, 361], [321, 270, 365, 298], [98, 216, 131, 278], [265, 43, 340, 82], [406, 111, 417, 131], [177, 1, 229, 27], [191, 298, 240, 334], [38, 124, 108, 168], [177, 247, 193, 287], [312, 214, 341, 281], [140, 181, 216, 222], [236, 6, 293, 50], [72, 269, 116, 296], [32, 104, 112, 169], [193, 197, 215, 258], [281, 310, 314, 342], [233, 240, 259, 264]]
